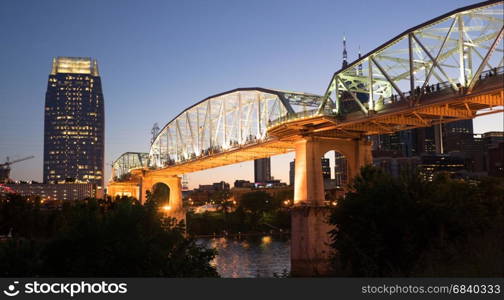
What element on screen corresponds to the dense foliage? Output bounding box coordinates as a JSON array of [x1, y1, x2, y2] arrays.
[[188, 190, 290, 235], [0, 195, 218, 277], [329, 166, 504, 277]]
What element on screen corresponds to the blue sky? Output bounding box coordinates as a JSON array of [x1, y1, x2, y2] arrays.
[[1, 0, 502, 188]]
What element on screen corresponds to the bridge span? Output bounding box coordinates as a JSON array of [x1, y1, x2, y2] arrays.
[[108, 0, 503, 276]]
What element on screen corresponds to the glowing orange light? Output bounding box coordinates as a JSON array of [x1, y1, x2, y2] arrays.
[[162, 205, 171, 211], [261, 236, 272, 244]]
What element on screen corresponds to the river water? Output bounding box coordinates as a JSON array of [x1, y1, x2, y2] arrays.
[[197, 235, 290, 278]]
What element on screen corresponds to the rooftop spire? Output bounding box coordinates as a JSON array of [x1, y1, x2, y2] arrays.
[[342, 36, 348, 68]]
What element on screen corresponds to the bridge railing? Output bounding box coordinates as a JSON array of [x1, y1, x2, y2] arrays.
[[265, 62, 503, 129], [382, 66, 504, 105], [328, 65, 503, 117], [267, 108, 334, 128], [148, 134, 276, 169]]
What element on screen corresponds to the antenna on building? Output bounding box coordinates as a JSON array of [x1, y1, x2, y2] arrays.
[[151, 123, 160, 145], [358, 45, 363, 75], [342, 36, 348, 69]]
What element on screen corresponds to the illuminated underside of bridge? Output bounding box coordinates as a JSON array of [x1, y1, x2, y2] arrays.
[[108, 0, 503, 276]]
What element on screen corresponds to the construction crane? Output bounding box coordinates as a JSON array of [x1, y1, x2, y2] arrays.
[[0, 156, 34, 183]]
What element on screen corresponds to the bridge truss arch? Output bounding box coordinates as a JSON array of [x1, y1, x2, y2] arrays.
[[111, 152, 149, 181], [149, 88, 328, 168], [319, 0, 503, 116]]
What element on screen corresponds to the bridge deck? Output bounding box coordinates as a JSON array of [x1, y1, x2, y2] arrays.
[[268, 76, 503, 139], [136, 76, 504, 175], [136, 139, 295, 176], [138, 76, 502, 177]]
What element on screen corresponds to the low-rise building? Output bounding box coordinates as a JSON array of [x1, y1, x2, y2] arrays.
[[5, 182, 98, 201], [234, 180, 253, 188]]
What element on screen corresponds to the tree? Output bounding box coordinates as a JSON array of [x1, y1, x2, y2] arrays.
[[329, 166, 504, 277], [210, 190, 232, 214], [273, 189, 293, 204], [239, 191, 278, 214], [0, 196, 219, 277], [238, 191, 281, 230]]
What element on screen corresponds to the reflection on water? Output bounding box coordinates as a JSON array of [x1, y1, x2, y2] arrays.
[[197, 235, 290, 278]]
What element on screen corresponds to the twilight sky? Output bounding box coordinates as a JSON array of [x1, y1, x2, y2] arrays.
[[1, 0, 502, 188]]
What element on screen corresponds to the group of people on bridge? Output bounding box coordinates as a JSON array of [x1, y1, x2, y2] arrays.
[[154, 134, 263, 168]]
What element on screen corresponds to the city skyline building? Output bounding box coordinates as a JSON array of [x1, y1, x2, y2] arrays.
[[5, 182, 97, 202], [440, 119, 474, 153], [321, 158, 331, 180], [254, 158, 271, 183], [334, 153, 348, 187], [43, 57, 105, 189], [289, 158, 334, 186], [373, 130, 504, 180], [373, 117, 475, 157], [289, 160, 295, 186], [415, 127, 437, 155]]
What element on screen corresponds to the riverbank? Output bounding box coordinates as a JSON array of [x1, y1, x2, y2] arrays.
[[187, 209, 290, 236], [192, 229, 290, 239]]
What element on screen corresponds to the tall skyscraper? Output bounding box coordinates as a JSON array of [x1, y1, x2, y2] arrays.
[[43, 57, 105, 189], [254, 158, 271, 183], [374, 129, 417, 157], [289, 160, 295, 186]]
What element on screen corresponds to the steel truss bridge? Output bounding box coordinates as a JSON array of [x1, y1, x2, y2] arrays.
[[109, 0, 504, 277], [112, 0, 503, 179]]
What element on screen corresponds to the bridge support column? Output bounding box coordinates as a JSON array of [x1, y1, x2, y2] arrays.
[[140, 173, 186, 225], [165, 175, 185, 223], [346, 138, 373, 181], [293, 137, 325, 206], [291, 137, 333, 276], [291, 136, 372, 277]]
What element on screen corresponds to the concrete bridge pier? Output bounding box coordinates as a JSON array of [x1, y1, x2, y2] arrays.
[[106, 181, 141, 200], [290, 136, 372, 276], [140, 173, 186, 226]]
